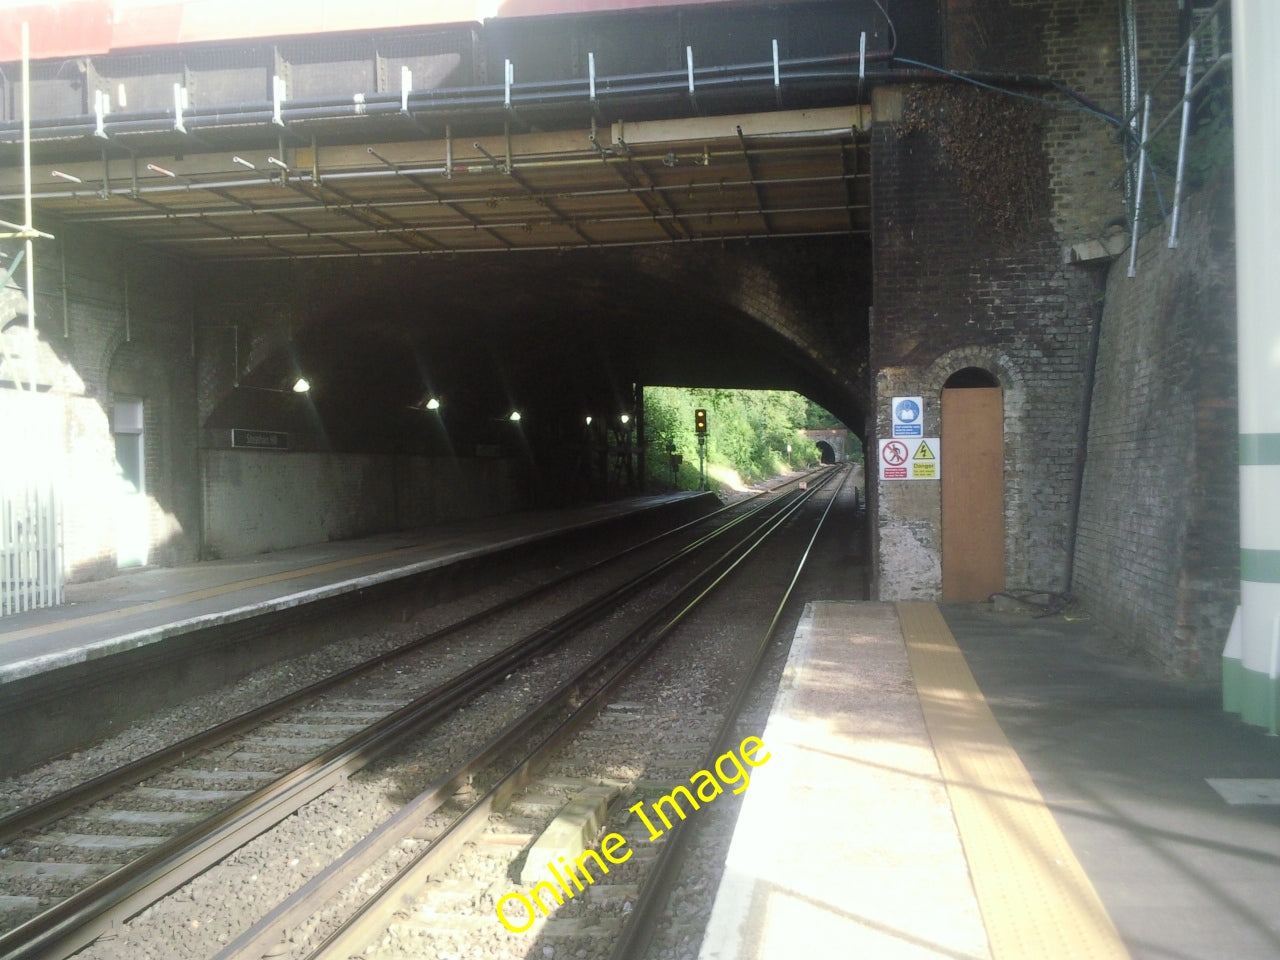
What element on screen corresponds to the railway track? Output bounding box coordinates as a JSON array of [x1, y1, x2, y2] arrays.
[[208, 466, 852, 960], [0, 469, 838, 960]]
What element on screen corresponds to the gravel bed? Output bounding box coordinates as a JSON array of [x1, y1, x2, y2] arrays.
[[0, 509, 721, 818], [337, 473, 863, 960], [44, 498, 750, 960], [0, 478, 835, 957], [0, 586, 508, 818], [67, 618, 620, 959]]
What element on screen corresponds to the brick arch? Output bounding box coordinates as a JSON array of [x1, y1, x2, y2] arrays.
[[623, 238, 871, 428], [921, 345, 1031, 589], [268, 238, 871, 433]]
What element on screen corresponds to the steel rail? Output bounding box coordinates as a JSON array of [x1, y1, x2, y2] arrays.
[[292, 469, 841, 960], [213, 474, 835, 960], [0, 477, 816, 960], [0, 488, 767, 846], [609, 465, 852, 960]]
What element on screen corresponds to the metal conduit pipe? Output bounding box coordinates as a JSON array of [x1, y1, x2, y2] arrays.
[[99, 174, 863, 229], [144, 201, 866, 246], [0, 142, 865, 205], [5, 172, 863, 214], [0, 66, 917, 146], [209, 228, 866, 262], [50, 180, 863, 229], [1, 51, 1044, 150], [11, 47, 897, 137], [0, 47, 900, 144]]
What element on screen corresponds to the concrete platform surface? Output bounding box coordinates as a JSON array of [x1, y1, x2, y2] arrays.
[[697, 601, 1280, 960], [0, 493, 703, 686], [700, 601, 992, 960]]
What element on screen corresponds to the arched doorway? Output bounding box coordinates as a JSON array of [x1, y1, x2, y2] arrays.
[[815, 440, 836, 464], [941, 367, 1004, 601]]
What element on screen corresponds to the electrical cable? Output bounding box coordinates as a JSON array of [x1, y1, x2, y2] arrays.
[[892, 56, 1126, 131], [889, 54, 1172, 218], [868, 0, 898, 58], [988, 589, 1075, 618]]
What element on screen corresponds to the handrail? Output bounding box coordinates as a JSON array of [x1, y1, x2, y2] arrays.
[[1124, 0, 1232, 274]]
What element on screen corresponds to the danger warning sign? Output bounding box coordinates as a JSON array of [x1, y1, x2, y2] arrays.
[[878, 437, 941, 481]]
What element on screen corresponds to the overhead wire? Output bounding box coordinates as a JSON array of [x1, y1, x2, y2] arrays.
[[868, 0, 1129, 142], [887, 55, 1169, 218], [891, 56, 1126, 131]]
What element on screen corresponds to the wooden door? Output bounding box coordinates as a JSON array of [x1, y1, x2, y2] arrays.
[[941, 387, 1004, 601]]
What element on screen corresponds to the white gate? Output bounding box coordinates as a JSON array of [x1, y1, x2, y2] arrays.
[[0, 391, 65, 617], [0, 481, 63, 615]]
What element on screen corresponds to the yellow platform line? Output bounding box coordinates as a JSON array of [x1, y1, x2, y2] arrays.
[[897, 601, 1130, 960], [0, 545, 426, 646]]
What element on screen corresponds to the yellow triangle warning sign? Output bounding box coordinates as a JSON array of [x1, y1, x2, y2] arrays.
[[913, 440, 935, 461]]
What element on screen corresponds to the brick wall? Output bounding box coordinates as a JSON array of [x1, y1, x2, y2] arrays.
[[945, 0, 1127, 244], [1072, 174, 1237, 679], [869, 0, 1225, 655], [1, 227, 202, 582], [625, 240, 872, 424], [870, 81, 1101, 599]]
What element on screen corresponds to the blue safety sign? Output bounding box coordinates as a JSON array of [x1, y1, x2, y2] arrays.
[[892, 396, 924, 437]]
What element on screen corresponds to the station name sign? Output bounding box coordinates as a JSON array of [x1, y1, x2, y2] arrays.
[[231, 429, 290, 450]]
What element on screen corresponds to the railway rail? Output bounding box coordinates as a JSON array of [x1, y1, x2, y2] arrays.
[[0, 468, 840, 960], [215, 466, 850, 960]]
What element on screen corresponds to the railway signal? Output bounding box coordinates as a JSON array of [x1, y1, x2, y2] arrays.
[[694, 408, 708, 489]]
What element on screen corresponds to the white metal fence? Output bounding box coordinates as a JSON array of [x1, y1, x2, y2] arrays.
[[0, 480, 62, 615], [0, 390, 66, 617]]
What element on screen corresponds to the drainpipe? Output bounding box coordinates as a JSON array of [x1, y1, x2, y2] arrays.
[[1062, 269, 1106, 595], [1224, 0, 1280, 733]]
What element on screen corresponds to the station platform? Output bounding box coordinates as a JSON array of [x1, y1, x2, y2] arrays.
[[0, 492, 707, 687], [699, 601, 1280, 960]]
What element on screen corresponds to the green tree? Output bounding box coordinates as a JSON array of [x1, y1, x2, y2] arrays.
[[643, 387, 840, 490]]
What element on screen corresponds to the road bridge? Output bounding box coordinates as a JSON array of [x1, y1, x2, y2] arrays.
[[0, 0, 1245, 700]]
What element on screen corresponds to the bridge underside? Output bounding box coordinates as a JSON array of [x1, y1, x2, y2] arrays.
[[0, 109, 870, 260], [0, 41, 878, 437]]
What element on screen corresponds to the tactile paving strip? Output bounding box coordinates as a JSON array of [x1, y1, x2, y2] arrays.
[[897, 601, 1131, 960]]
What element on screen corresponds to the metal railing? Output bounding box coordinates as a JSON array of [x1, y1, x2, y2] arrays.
[[0, 385, 66, 618], [0, 479, 63, 616], [1124, 0, 1232, 276]]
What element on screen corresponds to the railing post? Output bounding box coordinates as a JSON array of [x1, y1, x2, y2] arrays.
[[1168, 37, 1197, 248], [1127, 94, 1152, 278]]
